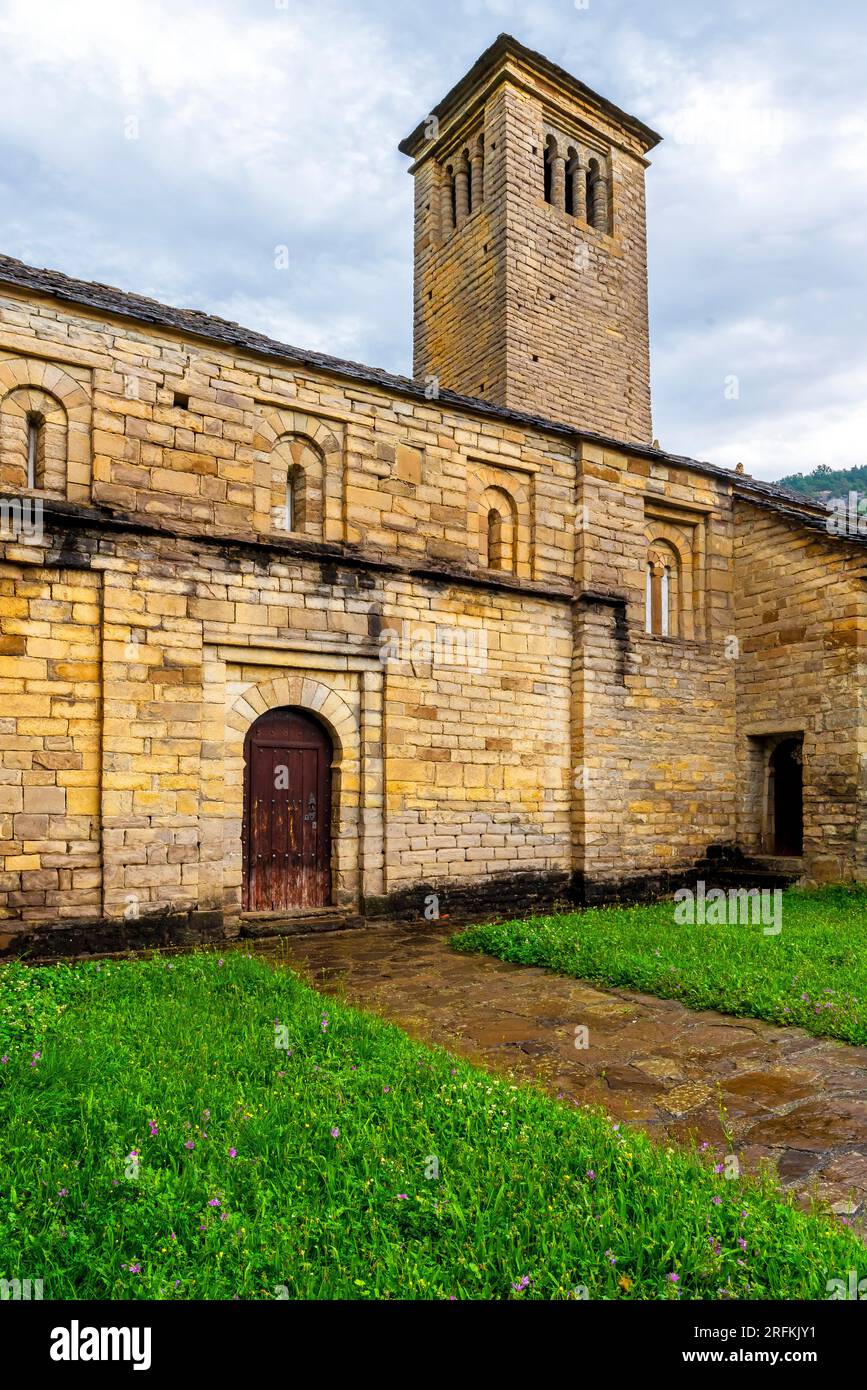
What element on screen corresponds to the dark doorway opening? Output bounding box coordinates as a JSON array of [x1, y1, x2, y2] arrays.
[[243, 707, 333, 912], [769, 737, 803, 856]]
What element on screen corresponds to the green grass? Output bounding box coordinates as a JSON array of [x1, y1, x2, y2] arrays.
[[453, 885, 867, 1046], [0, 951, 862, 1300]]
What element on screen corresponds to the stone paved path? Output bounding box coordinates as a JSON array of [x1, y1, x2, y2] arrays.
[[268, 922, 867, 1232]]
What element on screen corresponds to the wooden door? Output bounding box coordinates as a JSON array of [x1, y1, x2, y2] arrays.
[[243, 708, 332, 912]]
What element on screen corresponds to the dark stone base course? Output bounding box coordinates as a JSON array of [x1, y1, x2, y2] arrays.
[[0, 850, 805, 962], [0, 909, 228, 962], [363, 869, 573, 926]]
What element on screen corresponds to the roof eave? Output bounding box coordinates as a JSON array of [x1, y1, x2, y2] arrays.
[[399, 32, 662, 161]]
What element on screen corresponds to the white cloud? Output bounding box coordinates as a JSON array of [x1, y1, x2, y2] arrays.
[[0, 0, 865, 478]]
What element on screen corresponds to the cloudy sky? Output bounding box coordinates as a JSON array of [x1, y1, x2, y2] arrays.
[[0, 0, 864, 481]]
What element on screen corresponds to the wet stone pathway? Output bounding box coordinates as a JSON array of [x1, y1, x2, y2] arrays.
[[268, 922, 867, 1234]]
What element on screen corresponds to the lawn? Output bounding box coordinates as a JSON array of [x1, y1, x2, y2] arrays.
[[0, 950, 862, 1301], [453, 885, 867, 1047]]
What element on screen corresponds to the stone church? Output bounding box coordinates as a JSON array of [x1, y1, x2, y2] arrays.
[[0, 34, 862, 955]]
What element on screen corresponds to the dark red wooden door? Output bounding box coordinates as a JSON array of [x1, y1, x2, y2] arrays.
[[243, 708, 332, 912]]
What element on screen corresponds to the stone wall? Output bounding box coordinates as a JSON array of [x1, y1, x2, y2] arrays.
[[572, 441, 738, 892], [733, 498, 867, 883], [0, 560, 101, 926]]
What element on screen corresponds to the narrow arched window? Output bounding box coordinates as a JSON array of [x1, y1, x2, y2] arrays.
[[543, 136, 556, 204], [586, 157, 610, 233], [645, 562, 653, 634], [486, 509, 502, 569], [26, 412, 43, 488], [586, 160, 599, 228], [283, 463, 307, 533], [565, 148, 577, 216], [268, 431, 325, 538], [480, 486, 518, 574], [661, 565, 671, 637]]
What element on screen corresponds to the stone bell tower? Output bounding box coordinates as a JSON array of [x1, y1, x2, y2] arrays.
[[399, 34, 661, 445]]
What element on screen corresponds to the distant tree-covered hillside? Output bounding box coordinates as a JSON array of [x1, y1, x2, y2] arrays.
[[776, 464, 867, 502]]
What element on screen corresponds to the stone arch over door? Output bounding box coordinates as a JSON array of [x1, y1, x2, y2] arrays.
[[225, 676, 361, 914]]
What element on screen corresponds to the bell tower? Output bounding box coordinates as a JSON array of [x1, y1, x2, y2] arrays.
[[399, 34, 661, 445]]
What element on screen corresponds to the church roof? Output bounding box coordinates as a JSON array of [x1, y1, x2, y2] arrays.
[[0, 250, 838, 529]]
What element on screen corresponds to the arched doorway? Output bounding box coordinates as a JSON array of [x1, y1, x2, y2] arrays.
[[243, 708, 333, 912], [769, 737, 803, 856]]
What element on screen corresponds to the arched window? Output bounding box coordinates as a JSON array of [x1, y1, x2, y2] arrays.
[[285, 464, 305, 533], [0, 386, 67, 495], [440, 165, 457, 238], [480, 486, 518, 573], [645, 540, 681, 636], [26, 412, 43, 488], [270, 434, 323, 538], [565, 147, 577, 216], [586, 159, 600, 228], [543, 135, 557, 204], [486, 509, 503, 568], [586, 157, 610, 233]]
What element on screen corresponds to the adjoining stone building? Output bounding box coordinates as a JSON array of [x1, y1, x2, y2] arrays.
[[0, 34, 864, 955]]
